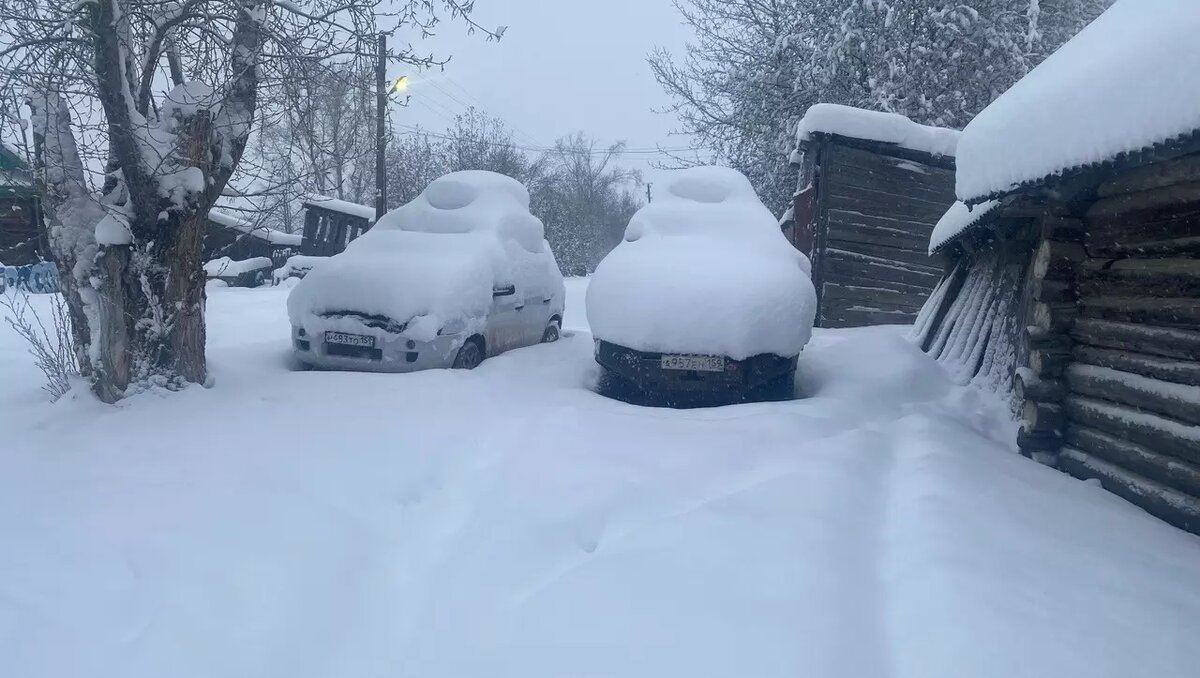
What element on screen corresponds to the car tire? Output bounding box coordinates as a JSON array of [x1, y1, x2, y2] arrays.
[[452, 337, 485, 370], [542, 320, 561, 343]]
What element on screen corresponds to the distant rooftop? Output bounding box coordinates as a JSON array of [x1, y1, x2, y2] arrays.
[[302, 195, 376, 222], [209, 208, 302, 247]]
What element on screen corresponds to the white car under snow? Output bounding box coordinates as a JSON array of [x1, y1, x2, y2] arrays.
[[287, 171, 565, 372], [587, 166, 817, 404]]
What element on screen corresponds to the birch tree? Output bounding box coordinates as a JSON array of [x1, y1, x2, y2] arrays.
[[0, 0, 497, 402]]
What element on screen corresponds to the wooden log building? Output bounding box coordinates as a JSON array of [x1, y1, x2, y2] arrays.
[[914, 1, 1200, 535], [300, 195, 375, 257], [782, 104, 960, 328], [0, 143, 45, 266]]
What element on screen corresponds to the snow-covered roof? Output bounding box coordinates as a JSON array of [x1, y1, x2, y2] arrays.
[[204, 256, 272, 278], [302, 195, 377, 222], [208, 209, 302, 247], [956, 0, 1200, 203], [796, 104, 960, 158], [928, 200, 1000, 254]]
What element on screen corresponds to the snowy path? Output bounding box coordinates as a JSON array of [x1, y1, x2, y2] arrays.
[[1, 279, 1199, 678]]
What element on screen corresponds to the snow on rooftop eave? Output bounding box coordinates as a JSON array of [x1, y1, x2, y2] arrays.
[[954, 0, 1200, 204], [796, 103, 960, 159], [928, 199, 1001, 255], [302, 194, 377, 222]]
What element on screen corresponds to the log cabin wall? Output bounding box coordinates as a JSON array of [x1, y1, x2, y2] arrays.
[[1053, 152, 1200, 534], [809, 138, 956, 328]]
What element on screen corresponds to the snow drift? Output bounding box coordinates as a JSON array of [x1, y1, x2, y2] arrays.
[[587, 166, 816, 359], [287, 171, 562, 341]]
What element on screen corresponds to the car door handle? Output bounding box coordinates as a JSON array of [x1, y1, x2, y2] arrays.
[[515, 304, 525, 311], [542, 298, 551, 304]]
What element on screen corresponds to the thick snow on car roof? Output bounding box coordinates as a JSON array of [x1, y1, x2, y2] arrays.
[[955, 0, 1200, 203], [587, 166, 817, 360], [287, 171, 556, 340]]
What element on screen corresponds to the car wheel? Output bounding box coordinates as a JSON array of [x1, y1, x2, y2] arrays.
[[541, 320, 561, 343], [452, 338, 485, 370]]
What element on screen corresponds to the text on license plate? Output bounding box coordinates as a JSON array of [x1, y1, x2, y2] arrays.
[[660, 354, 725, 372], [325, 331, 375, 348]]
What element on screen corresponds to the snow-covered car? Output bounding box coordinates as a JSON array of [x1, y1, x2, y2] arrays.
[[587, 166, 817, 406], [204, 256, 273, 287], [287, 171, 565, 372]]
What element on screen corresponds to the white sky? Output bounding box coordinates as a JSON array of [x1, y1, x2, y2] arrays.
[[385, 0, 699, 192]]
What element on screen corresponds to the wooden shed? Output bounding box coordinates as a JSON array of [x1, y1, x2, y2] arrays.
[[915, 1, 1200, 535], [0, 143, 45, 266], [300, 195, 375, 257], [204, 209, 303, 269], [783, 104, 959, 328]]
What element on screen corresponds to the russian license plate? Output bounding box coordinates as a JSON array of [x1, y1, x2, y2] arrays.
[[660, 354, 725, 372], [325, 331, 375, 348]]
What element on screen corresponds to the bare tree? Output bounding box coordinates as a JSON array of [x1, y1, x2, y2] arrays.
[[0, 0, 499, 402], [534, 133, 641, 275]]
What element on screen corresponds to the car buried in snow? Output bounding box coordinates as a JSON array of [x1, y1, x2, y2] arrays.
[[286, 171, 565, 372], [587, 166, 817, 407]]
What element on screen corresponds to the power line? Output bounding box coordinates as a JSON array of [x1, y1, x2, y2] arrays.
[[436, 74, 543, 147], [393, 122, 701, 156]]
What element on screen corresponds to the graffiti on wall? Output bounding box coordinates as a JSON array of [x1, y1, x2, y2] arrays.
[[0, 262, 60, 294]]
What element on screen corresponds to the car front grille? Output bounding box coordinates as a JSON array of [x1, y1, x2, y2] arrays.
[[319, 310, 408, 334]]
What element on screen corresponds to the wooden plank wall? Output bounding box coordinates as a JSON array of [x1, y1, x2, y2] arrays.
[[301, 206, 370, 257], [0, 197, 43, 265], [815, 142, 956, 328], [1056, 155, 1200, 533]]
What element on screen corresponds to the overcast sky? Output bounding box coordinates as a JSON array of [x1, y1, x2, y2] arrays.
[[387, 0, 699, 191]]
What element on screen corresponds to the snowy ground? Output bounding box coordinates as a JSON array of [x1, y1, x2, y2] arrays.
[[2, 278, 1199, 678]]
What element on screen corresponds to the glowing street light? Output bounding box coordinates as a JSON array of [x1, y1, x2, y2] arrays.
[[390, 75, 409, 96]]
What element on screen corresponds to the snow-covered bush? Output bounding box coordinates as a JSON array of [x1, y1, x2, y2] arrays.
[[1, 289, 78, 401], [586, 166, 816, 359]]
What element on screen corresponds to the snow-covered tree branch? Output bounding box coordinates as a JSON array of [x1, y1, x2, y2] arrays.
[[0, 0, 500, 402]]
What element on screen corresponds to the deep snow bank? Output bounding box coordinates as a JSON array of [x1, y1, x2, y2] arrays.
[[3, 288, 1200, 678], [587, 167, 816, 359]]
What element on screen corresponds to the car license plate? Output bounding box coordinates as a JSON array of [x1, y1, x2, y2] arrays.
[[660, 354, 725, 372], [325, 331, 375, 348]]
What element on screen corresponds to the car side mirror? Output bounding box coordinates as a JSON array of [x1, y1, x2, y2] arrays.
[[493, 284, 516, 297]]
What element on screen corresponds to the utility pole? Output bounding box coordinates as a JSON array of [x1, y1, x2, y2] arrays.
[[375, 32, 387, 221], [646, 182, 652, 204]]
